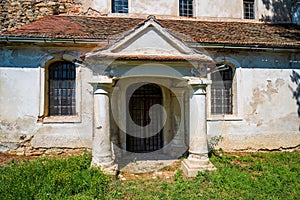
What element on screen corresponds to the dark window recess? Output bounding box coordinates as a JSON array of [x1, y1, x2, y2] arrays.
[[179, 0, 193, 17], [112, 0, 128, 13], [49, 62, 76, 116], [211, 65, 233, 115], [244, 0, 255, 19]]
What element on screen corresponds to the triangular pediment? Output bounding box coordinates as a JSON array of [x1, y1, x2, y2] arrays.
[[110, 20, 193, 55], [89, 16, 199, 57]]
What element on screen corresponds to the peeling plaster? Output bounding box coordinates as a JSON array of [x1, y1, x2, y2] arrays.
[[0, 117, 39, 142], [249, 80, 279, 116]]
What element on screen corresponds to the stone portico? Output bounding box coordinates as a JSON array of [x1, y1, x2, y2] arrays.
[[84, 16, 216, 176]]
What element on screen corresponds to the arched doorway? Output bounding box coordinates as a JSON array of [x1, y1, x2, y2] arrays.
[[126, 83, 164, 153]]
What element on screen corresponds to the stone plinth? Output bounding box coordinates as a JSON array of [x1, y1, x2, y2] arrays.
[[182, 154, 216, 177]]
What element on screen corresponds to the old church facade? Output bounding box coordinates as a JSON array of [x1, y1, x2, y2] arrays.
[[1, 0, 300, 176]]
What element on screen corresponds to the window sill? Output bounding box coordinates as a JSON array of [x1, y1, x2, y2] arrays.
[[207, 115, 243, 121], [42, 115, 81, 124]]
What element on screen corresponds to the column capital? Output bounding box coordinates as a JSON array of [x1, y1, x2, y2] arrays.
[[94, 85, 111, 95], [191, 85, 206, 95], [190, 83, 207, 95], [94, 88, 108, 95]]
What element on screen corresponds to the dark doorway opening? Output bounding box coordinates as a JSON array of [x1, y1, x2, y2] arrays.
[[126, 83, 164, 153]]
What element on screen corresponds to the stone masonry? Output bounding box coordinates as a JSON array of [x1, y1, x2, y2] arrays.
[[0, 0, 83, 32]]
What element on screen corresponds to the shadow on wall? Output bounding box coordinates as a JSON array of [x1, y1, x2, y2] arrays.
[[261, 0, 300, 23], [290, 71, 300, 121]]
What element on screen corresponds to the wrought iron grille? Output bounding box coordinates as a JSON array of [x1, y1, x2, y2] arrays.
[[179, 0, 193, 17], [112, 0, 128, 13], [48, 62, 76, 116], [244, 0, 255, 19], [126, 83, 164, 153], [211, 67, 233, 115]]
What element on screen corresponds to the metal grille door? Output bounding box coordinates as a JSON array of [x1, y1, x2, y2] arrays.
[[126, 83, 164, 153]]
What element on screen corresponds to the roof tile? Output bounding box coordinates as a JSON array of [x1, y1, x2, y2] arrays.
[[2, 15, 300, 48]]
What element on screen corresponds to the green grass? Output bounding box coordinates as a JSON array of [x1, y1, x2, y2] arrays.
[[0, 152, 299, 199], [0, 153, 111, 200]]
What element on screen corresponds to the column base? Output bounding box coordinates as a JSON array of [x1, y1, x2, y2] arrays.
[[181, 154, 216, 177], [91, 159, 118, 176]]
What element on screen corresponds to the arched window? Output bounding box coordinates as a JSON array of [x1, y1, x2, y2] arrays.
[[48, 61, 76, 116], [211, 64, 234, 115]]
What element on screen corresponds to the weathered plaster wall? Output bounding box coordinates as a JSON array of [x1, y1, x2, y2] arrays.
[[0, 45, 94, 154], [131, 0, 178, 16], [1, 43, 300, 154], [91, 0, 109, 14], [208, 69, 300, 151], [207, 50, 300, 151], [195, 0, 243, 20]]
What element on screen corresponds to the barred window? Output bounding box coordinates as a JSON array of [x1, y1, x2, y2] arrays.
[[179, 0, 193, 17], [244, 0, 255, 19], [112, 0, 128, 13], [48, 62, 76, 116], [211, 65, 234, 115]]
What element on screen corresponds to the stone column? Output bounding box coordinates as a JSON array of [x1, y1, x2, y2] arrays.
[[182, 82, 215, 177], [91, 86, 117, 175]]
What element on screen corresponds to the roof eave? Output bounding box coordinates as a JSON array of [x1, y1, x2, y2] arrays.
[[0, 36, 108, 44], [1, 36, 299, 51], [190, 42, 300, 51]]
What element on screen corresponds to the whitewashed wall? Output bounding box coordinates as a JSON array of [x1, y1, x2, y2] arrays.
[[0, 46, 94, 152], [88, 0, 298, 22], [0, 45, 299, 152], [208, 50, 300, 151]]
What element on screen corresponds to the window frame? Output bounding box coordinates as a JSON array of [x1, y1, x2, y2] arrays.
[[42, 59, 82, 123], [48, 61, 76, 116], [179, 0, 194, 17], [207, 62, 241, 121], [112, 0, 129, 13], [243, 0, 255, 19], [210, 65, 234, 115]]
